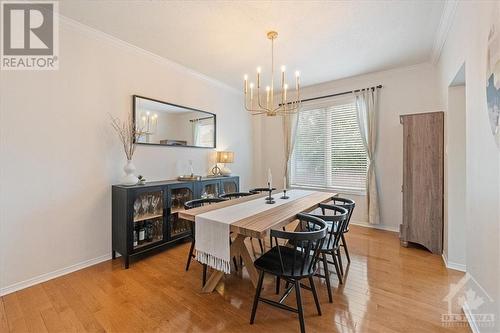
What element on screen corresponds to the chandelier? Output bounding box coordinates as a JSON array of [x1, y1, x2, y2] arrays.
[[243, 31, 301, 116]]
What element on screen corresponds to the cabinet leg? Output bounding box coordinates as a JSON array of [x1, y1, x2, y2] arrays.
[[124, 256, 130, 269], [112, 250, 116, 259]]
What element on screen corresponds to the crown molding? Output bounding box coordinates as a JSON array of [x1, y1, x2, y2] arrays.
[[431, 0, 459, 64], [58, 14, 241, 95]]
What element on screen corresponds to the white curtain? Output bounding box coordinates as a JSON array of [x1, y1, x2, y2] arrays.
[[282, 112, 299, 187], [354, 88, 381, 224], [192, 120, 200, 145]]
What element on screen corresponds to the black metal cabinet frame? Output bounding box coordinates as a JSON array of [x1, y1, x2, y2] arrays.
[[112, 176, 239, 268], [195, 176, 240, 197]]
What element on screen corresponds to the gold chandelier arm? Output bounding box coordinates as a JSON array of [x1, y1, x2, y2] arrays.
[[256, 86, 272, 113]]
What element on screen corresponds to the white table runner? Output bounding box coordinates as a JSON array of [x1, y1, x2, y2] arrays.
[[195, 190, 313, 273]]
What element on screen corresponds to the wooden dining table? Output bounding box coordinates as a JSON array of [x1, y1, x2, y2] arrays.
[[178, 190, 336, 293]]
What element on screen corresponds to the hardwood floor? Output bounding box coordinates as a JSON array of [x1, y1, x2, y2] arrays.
[[1, 225, 470, 332]]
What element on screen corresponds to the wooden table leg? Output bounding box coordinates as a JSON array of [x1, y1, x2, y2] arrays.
[[200, 234, 259, 292], [232, 235, 259, 287], [201, 270, 225, 293]]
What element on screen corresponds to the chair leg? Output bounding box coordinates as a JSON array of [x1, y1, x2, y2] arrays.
[[250, 270, 265, 324], [341, 233, 351, 263], [337, 249, 344, 276], [275, 277, 281, 294], [331, 251, 343, 284], [322, 253, 333, 303], [202, 264, 207, 287], [258, 239, 264, 253], [309, 276, 322, 316], [233, 256, 238, 272], [294, 280, 306, 333], [185, 239, 195, 271]]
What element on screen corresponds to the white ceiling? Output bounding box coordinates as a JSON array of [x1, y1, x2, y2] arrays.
[[60, 0, 445, 89]]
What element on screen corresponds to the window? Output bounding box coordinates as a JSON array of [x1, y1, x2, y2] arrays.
[[290, 97, 368, 194], [193, 119, 214, 146]]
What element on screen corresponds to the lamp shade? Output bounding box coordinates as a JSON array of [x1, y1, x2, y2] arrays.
[[217, 151, 234, 163]]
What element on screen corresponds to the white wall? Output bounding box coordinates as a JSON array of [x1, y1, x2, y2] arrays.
[[0, 17, 254, 293], [444, 84, 466, 268], [436, 1, 500, 330], [254, 63, 441, 232]]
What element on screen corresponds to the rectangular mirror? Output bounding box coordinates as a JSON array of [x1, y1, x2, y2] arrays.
[[133, 95, 216, 148]]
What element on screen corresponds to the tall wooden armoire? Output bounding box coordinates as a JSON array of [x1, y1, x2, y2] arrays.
[[400, 111, 444, 254]]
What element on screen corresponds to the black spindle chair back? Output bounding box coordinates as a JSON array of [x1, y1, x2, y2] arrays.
[[322, 197, 355, 233], [219, 192, 254, 199], [249, 187, 276, 194], [184, 197, 226, 210], [269, 213, 327, 278], [308, 204, 348, 251]]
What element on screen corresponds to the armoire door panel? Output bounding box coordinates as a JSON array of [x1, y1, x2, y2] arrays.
[[400, 112, 443, 254]]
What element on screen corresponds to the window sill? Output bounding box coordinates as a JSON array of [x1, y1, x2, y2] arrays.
[[290, 185, 367, 197]]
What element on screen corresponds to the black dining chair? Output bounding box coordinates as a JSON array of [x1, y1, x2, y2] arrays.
[[307, 204, 349, 302], [219, 191, 265, 256], [219, 192, 254, 199], [184, 198, 227, 286], [322, 197, 355, 265], [250, 213, 327, 333], [249, 187, 276, 194]]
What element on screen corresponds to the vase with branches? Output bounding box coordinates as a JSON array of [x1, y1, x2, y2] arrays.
[[110, 113, 145, 185]]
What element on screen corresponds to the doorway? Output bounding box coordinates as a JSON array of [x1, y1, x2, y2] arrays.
[[444, 63, 466, 270]]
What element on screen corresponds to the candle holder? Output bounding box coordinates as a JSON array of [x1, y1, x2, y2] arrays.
[[280, 189, 289, 200], [265, 186, 275, 204]]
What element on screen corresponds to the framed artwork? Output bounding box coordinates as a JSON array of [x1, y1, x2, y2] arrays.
[[487, 23, 500, 148]]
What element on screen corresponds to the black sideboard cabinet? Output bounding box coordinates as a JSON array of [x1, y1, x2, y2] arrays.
[[112, 176, 239, 268]]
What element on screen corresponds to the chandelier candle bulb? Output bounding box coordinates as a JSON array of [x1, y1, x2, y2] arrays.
[[266, 86, 270, 108], [257, 67, 261, 88], [244, 74, 248, 94], [281, 66, 285, 88]]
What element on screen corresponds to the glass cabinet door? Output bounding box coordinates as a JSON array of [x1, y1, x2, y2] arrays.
[[200, 182, 220, 198], [132, 190, 164, 250], [221, 179, 238, 194], [168, 186, 193, 239]]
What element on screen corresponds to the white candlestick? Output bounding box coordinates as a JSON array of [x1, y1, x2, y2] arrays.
[[267, 168, 272, 188], [283, 176, 287, 191]]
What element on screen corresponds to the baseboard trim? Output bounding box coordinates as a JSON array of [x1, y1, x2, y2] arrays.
[[350, 220, 399, 233], [441, 253, 467, 272], [463, 301, 481, 333], [0, 253, 111, 296]]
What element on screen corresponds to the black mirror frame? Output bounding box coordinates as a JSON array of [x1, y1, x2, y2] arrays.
[[132, 94, 217, 149]]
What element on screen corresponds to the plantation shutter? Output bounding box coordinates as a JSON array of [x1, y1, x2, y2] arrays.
[[290, 97, 368, 194]]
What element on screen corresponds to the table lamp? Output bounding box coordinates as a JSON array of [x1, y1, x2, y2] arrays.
[[217, 151, 234, 176]]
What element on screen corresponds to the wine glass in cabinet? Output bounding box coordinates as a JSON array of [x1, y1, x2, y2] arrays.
[[131, 189, 165, 251], [168, 183, 194, 239]]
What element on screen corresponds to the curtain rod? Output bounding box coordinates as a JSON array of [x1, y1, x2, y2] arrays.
[[282, 84, 382, 106], [189, 116, 212, 122]]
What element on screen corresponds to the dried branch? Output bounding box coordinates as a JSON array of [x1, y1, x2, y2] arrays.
[[109, 113, 145, 160]]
